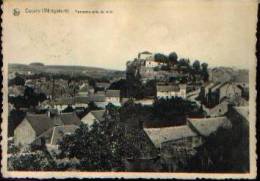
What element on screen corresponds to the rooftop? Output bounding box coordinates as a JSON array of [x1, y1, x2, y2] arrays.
[[90, 110, 106, 122], [106, 90, 120, 97], [25, 112, 80, 136], [156, 85, 180, 92], [188, 117, 231, 137], [144, 125, 196, 148], [234, 106, 249, 120]]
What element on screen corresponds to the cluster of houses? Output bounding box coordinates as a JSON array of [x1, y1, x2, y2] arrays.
[[8, 54, 250, 171]]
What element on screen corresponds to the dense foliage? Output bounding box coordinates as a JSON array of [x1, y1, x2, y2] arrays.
[[9, 86, 47, 109], [183, 118, 249, 172], [8, 76, 25, 86], [58, 104, 153, 171], [109, 79, 156, 99], [153, 97, 205, 121], [8, 150, 56, 171]]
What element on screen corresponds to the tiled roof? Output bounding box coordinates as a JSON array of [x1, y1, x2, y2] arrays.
[[91, 110, 106, 122], [144, 117, 232, 148], [106, 90, 120, 97], [144, 125, 196, 148], [60, 112, 81, 126], [88, 94, 106, 102], [26, 113, 56, 136], [96, 82, 110, 88], [188, 117, 232, 137], [156, 85, 180, 92], [96, 91, 105, 96], [234, 106, 249, 120], [54, 96, 89, 105], [25, 112, 80, 136]]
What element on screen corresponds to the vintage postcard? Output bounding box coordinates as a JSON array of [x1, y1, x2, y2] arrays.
[[1, 0, 258, 179]]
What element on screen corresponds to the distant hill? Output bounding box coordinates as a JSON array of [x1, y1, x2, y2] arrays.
[[209, 66, 249, 83], [29, 62, 45, 66], [8, 63, 125, 79]]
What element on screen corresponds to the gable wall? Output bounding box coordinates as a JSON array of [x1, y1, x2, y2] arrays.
[[14, 119, 36, 146]]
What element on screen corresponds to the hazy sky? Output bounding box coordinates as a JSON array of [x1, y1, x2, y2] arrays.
[[3, 0, 258, 70]]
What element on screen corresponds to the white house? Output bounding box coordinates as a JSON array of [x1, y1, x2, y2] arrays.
[[78, 83, 89, 97], [105, 90, 121, 106], [14, 112, 80, 146], [218, 82, 242, 101], [81, 110, 106, 128], [156, 84, 186, 99], [144, 60, 160, 68]]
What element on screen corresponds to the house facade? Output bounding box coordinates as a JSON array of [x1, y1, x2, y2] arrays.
[[156, 84, 186, 99], [14, 112, 80, 147], [218, 82, 242, 101], [105, 90, 120, 106], [81, 110, 106, 128]]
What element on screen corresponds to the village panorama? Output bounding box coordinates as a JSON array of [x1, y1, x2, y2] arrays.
[[7, 51, 249, 172]]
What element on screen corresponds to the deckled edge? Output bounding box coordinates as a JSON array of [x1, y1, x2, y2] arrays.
[[0, 0, 258, 179]]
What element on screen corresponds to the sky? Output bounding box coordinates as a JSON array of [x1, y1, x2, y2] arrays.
[[3, 0, 258, 70]]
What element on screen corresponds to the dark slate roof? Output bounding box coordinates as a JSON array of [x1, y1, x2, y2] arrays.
[[25, 112, 80, 136], [54, 97, 74, 105], [54, 96, 89, 105], [88, 94, 106, 102], [74, 96, 89, 104], [60, 112, 81, 126], [105, 90, 120, 97], [96, 91, 105, 96], [26, 113, 55, 136]]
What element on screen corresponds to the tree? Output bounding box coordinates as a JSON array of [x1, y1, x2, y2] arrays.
[[62, 105, 74, 113], [24, 86, 47, 108], [58, 114, 141, 171], [8, 76, 25, 86], [192, 60, 201, 72], [154, 53, 168, 63], [201, 63, 209, 82], [168, 52, 178, 64], [201, 63, 208, 72], [153, 97, 204, 122], [178, 58, 190, 69], [8, 150, 56, 171], [109, 79, 127, 97], [184, 121, 249, 172], [58, 102, 157, 171]]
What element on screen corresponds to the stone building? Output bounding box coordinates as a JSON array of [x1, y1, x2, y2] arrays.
[[14, 112, 80, 147], [156, 84, 186, 99]]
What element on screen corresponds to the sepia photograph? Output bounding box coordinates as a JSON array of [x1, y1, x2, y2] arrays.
[[1, 0, 258, 179]]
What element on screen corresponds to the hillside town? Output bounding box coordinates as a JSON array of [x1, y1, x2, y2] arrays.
[[7, 51, 249, 172]]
